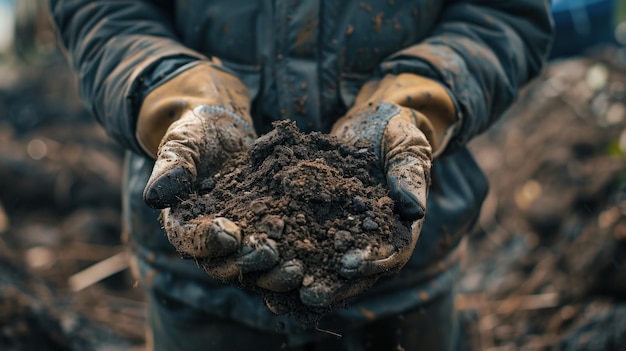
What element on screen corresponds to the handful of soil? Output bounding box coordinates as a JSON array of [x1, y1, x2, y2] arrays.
[[168, 121, 411, 321]]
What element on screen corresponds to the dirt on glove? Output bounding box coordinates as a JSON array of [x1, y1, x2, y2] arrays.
[[169, 120, 411, 324]]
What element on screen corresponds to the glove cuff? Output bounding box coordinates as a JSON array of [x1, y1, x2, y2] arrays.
[[353, 74, 458, 158], [136, 61, 254, 158]]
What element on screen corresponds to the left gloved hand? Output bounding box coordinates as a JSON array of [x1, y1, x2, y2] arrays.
[[298, 73, 458, 307], [137, 61, 300, 289]]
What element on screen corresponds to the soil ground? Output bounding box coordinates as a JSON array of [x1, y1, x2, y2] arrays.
[[460, 47, 626, 350], [1, 46, 626, 350]]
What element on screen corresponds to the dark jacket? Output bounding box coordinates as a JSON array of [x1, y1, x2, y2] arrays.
[[51, 0, 553, 337]]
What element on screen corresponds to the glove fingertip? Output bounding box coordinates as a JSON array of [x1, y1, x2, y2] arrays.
[[338, 249, 367, 279], [299, 285, 333, 307], [144, 166, 192, 208], [256, 260, 303, 292], [239, 237, 280, 272], [395, 200, 425, 221], [387, 177, 426, 221]]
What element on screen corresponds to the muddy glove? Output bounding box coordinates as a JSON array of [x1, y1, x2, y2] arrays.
[[137, 62, 294, 286], [299, 74, 457, 307]]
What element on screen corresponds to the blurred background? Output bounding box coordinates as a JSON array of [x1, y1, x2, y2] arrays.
[[1, 0, 626, 350]]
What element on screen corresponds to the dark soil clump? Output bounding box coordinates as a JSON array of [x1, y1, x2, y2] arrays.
[[171, 121, 411, 323]]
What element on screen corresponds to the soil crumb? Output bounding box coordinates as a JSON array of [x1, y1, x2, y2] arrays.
[[169, 120, 411, 324]]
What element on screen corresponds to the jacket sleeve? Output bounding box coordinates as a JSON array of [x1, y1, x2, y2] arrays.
[[49, 0, 207, 153], [377, 0, 553, 153]]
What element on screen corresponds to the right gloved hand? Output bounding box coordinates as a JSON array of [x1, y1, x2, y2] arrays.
[[297, 73, 458, 308], [137, 62, 302, 287]]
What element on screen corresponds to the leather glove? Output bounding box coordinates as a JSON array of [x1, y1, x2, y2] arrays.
[[299, 73, 457, 307], [137, 62, 299, 287]]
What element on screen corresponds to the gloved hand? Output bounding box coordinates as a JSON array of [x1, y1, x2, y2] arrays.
[[137, 62, 300, 287], [299, 73, 458, 307]]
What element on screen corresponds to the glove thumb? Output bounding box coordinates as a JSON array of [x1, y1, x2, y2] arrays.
[[383, 108, 432, 221], [143, 117, 201, 209]]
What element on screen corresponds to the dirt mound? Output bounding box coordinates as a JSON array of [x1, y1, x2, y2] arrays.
[[168, 120, 411, 322]]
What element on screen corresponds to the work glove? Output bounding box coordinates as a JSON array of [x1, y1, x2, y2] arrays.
[[137, 62, 300, 288], [299, 73, 458, 307]]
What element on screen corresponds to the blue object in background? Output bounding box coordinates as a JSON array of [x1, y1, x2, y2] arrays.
[[0, 0, 15, 54], [550, 0, 618, 58]]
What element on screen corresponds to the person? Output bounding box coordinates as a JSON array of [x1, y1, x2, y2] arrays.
[[49, 1, 553, 350]]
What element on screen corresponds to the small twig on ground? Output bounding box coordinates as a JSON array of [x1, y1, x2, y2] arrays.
[[68, 251, 129, 292]]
